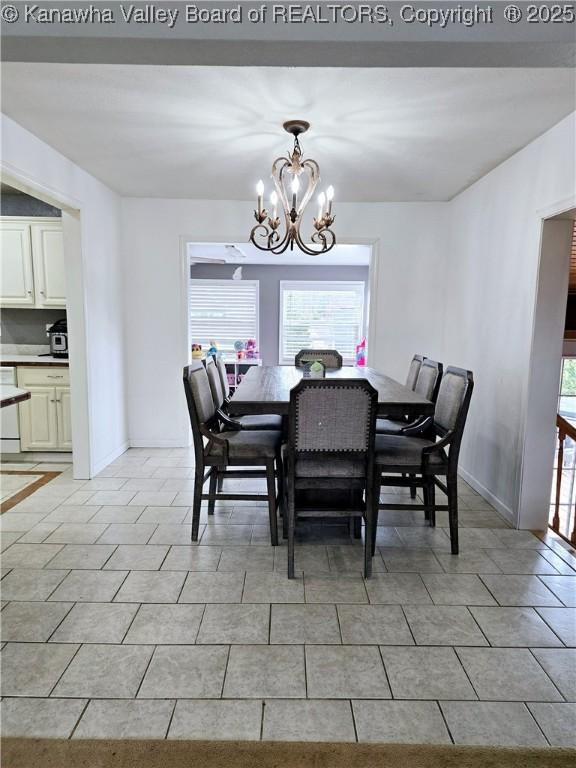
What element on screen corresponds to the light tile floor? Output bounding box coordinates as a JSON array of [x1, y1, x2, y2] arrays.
[[1, 448, 575, 746]]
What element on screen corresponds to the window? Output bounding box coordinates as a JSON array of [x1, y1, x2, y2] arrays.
[[189, 279, 259, 356], [279, 281, 365, 365]]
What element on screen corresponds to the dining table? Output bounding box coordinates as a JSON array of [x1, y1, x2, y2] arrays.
[[230, 365, 434, 419]]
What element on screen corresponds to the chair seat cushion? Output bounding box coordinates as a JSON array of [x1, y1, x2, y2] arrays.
[[376, 418, 404, 435], [375, 435, 447, 469], [206, 429, 281, 460], [295, 454, 366, 478], [238, 414, 283, 431]]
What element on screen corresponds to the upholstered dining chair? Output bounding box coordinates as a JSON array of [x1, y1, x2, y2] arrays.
[[183, 361, 282, 545], [207, 356, 282, 431], [372, 366, 474, 555], [376, 359, 443, 435], [284, 378, 378, 578], [294, 349, 343, 370], [405, 353, 425, 391]]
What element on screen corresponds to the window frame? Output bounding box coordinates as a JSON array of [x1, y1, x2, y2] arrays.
[[188, 278, 260, 357], [278, 280, 366, 366]]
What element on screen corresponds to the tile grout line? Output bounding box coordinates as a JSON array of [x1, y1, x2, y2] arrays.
[[259, 699, 265, 741], [67, 697, 91, 740], [436, 700, 456, 744], [376, 645, 394, 699], [522, 700, 552, 746], [348, 699, 359, 742], [527, 647, 569, 702], [220, 645, 232, 699], [43, 599, 76, 643], [133, 643, 157, 699], [45, 641, 83, 698], [164, 698, 178, 740], [464, 605, 493, 647], [119, 600, 143, 644], [452, 647, 480, 701], [533, 607, 570, 646]]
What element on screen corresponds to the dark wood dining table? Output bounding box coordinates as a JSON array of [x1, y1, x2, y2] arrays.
[[230, 365, 434, 419]]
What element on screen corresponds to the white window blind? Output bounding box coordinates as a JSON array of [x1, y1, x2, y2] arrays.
[[279, 281, 365, 365], [189, 279, 259, 355]]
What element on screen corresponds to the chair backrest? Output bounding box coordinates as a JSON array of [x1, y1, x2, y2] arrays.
[[295, 349, 343, 370], [215, 356, 231, 400], [289, 379, 378, 455], [414, 359, 443, 403], [183, 362, 217, 460], [205, 356, 225, 409], [433, 367, 474, 451], [406, 354, 425, 390]]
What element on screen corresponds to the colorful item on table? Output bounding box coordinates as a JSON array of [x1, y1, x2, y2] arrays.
[[207, 340, 218, 358], [234, 340, 245, 360], [355, 338, 366, 367], [245, 338, 258, 359], [191, 343, 203, 359]]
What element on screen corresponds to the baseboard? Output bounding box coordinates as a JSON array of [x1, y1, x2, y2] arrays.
[[129, 439, 190, 448], [90, 441, 130, 477], [459, 466, 516, 527]]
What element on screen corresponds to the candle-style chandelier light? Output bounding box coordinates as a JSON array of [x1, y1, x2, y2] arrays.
[[249, 120, 336, 256]]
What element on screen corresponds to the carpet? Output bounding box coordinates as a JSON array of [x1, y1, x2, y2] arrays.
[[2, 739, 575, 768]]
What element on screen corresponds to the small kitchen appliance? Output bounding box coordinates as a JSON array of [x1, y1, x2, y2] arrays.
[[48, 319, 69, 359]]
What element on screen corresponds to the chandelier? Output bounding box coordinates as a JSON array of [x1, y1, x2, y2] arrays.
[[249, 120, 336, 256]]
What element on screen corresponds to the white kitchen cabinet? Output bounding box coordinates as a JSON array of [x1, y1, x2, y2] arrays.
[[17, 367, 72, 452], [18, 386, 59, 450], [0, 217, 66, 309], [31, 222, 66, 307], [0, 220, 35, 306], [55, 387, 73, 449]]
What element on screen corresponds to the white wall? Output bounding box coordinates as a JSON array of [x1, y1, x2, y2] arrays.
[[443, 113, 576, 525], [121, 199, 448, 446], [1, 115, 128, 476]]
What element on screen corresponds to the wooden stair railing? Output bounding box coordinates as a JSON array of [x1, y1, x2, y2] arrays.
[[552, 414, 576, 545]]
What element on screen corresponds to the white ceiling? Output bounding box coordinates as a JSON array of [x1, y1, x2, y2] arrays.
[[2, 65, 574, 202], [188, 242, 371, 266]]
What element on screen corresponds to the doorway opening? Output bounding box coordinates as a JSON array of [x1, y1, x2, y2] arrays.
[[0, 181, 82, 482], [185, 241, 375, 383], [520, 207, 575, 537], [550, 221, 576, 544]]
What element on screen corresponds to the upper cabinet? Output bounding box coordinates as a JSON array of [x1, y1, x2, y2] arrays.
[[0, 217, 66, 309], [30, 222, 66, 307], [0, 220, 35, 306]]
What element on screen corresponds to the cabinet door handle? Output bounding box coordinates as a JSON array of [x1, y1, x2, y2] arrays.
[[47, 375, 63, 379], [50, 399, 56, 403], [27, 290, 32, 295], [40, 290, 45, 295]]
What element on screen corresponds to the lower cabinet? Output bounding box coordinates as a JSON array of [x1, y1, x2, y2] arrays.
[[17, 367, 72, 452]]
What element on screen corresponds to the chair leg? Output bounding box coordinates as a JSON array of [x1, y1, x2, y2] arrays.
[[422, 480, 430, 521], [353, 516, 362, 539], [207, 468, 217, 516], [275, 449, 287, 539], [364, 483, 374, 579], [371, 476, 380, 556], [217, 470, 224, 493], [447, 475, 459, 554], [266, 459, 278, 547], [191, 466, 204, 541], [409, 473, 417, 499], [287, 479, 296, 579], [428, 480, 436, 528]]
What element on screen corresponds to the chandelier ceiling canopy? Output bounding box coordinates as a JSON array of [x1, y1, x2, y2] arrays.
[[249, 121, 336, 256]]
